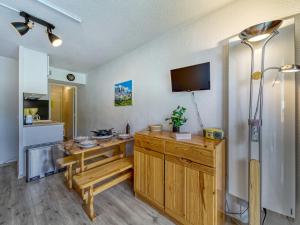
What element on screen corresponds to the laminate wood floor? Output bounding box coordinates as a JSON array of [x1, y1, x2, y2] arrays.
[[0, 163, 237, 225], [0, 163, 175, 225]]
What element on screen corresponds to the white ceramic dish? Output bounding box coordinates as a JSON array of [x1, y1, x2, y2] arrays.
[[92, 135, 113, 140], [77, 140, 97, 148], [80, 140, 97, 145], [74, 136, 89, 143], [118, 133, 131, 140], [77, 144, 97, 148]]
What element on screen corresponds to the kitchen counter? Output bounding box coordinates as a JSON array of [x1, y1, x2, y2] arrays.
[[24, 121, 64, 127], [23, 122, 64, 146]]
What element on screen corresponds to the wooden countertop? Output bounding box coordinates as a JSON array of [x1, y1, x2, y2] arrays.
[[135, 130, 223, 149], [24, 121, 64, 127]]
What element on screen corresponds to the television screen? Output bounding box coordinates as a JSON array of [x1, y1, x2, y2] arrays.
[[171, 62, 210, 92]]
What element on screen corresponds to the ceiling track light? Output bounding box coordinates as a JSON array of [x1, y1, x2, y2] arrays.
[[47, 27, 62, 47], [11, 11, 62, 47]]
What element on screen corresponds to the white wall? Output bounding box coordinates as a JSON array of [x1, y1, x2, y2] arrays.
[[78, 0, 300, 134], [0, 56, 18, 164], [77, 1, 300, 224], [78, 46, 224, 134]]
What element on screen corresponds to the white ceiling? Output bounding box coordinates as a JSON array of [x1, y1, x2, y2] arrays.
[[0, 0, 235, 72]]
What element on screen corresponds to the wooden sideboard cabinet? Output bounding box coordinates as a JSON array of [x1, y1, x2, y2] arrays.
[[134, 131, 226, 225]]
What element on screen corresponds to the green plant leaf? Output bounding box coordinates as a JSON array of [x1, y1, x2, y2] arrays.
[[167, 105, 188, 128]]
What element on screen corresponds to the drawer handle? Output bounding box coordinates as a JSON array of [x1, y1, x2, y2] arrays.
[[180, 157, 192, 164]]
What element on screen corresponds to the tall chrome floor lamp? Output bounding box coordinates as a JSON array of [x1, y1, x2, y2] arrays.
[[239, 20, 300, 225]]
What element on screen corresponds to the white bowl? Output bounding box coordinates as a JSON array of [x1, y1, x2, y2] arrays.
[[92, 135, 113, 140], [80, 140, 97, 146], [118, 134, 131, 140], [74, 136, 89, 142]]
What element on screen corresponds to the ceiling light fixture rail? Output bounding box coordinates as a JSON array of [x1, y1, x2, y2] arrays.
[[11, 11, 62, 47], [35, 0, 82, 23], [0, 2, 20, 13]]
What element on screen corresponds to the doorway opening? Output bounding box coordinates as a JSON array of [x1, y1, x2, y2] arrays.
[[49, 84, 77, 140]]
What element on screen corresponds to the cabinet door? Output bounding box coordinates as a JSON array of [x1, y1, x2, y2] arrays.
[[134, 146, 164, 208], [186, 167, 215, 225], [165, 155, 215, 225], [134, 147, 147, 195], [165, 158, 186, 224], [20, 47, 48, 95]]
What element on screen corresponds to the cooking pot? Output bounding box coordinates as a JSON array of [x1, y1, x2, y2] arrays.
[[91, 128, 113, 136]]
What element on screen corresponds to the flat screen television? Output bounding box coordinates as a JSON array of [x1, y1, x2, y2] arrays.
[[171, 62, 210, 92]]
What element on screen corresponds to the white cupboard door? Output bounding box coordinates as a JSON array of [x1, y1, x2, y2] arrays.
[[22, 48, 48, 94]]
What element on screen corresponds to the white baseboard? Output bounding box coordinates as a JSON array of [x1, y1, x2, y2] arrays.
[[0, 160, 17, 167]]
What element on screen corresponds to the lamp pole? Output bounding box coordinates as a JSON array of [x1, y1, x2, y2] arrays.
[[242, 31, 279, 225]]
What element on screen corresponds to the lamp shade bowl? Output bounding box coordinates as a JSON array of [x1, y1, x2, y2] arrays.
[[280, 64, 300, 73], [239, 20, 283, 42]]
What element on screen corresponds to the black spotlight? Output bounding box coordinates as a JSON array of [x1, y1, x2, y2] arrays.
[[11, 17, 33, 36], [47, 28, 62, 47]]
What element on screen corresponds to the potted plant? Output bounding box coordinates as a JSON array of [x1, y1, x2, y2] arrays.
[[165, 106, 187, 133]]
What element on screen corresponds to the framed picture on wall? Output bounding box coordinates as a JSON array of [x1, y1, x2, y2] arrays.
[[114, 80, 133, 106]]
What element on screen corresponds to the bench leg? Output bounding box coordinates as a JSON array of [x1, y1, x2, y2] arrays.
[[81, 188, 85, 199], [83, 191, 88, 205], [83, 186, 95, 221], [67, 164, 73, 190]]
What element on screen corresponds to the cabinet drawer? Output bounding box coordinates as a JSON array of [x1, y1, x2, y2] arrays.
[[165, 141, 215, 167], [134, 134, 165, 153]]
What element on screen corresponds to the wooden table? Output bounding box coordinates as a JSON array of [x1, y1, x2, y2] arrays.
[[64, 137, 134, 173]]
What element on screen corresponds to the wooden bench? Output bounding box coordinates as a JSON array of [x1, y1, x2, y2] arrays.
[[56, 155, 78, 189], [56, 147, 122, 189], [73, 156, 134, 221]]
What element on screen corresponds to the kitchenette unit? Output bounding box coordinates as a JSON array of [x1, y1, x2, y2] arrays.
[[18, 46, 64, 179]]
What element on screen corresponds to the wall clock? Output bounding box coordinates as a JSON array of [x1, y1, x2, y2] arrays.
[[66, 73, 75, 81]]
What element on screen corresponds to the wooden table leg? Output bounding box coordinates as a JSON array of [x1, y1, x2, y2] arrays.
[[80, 152, 85, 172], [120, 143, 126, 158], [112, 146, 120, 156]]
